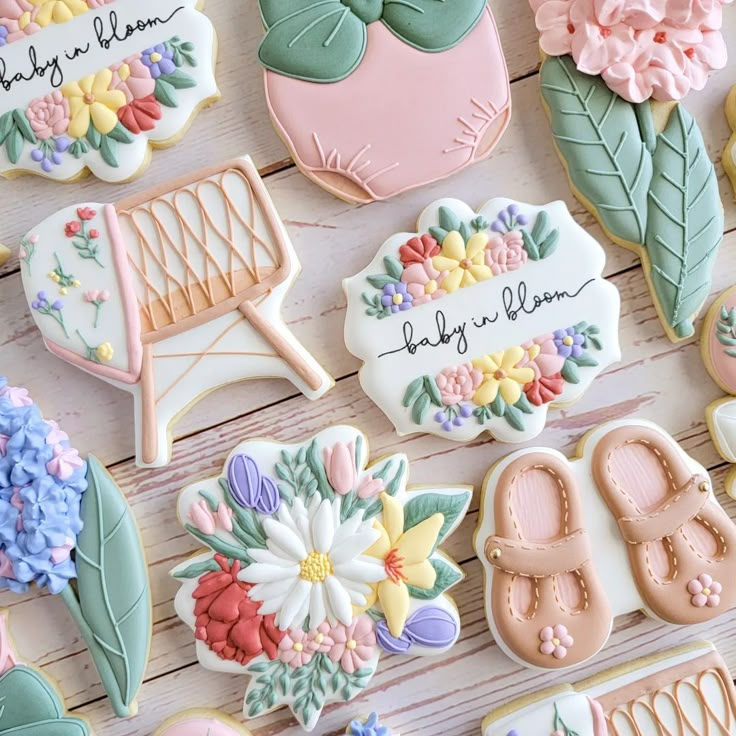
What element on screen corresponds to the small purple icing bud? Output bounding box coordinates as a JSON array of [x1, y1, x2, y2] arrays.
[[434, 411, 446, 423], [498, 209, 510, 226], [41, 159, 53, 173], [31, 301, 39, 310], [452, 416, 463, 427], [376, 619, 412, 654], [227, 453, 261, 508], [442, 421, 453, 432], [56, 137, 70, 153], [507, 204, 519, 216], [516, 214, 529, 226], [404, 606, 458, 649], [31, 149, 43, 162], [38, 291, 47, 300], [256, 475, 281, 515], [51, 300, 63, 311], [460, 404, 473, 419], [51, 151, 63, 165], [507, 731, 520, 736], [491, 220, 504, 234]]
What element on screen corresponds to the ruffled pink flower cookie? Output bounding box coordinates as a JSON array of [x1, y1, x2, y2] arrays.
[[533, 0, 727, 343]]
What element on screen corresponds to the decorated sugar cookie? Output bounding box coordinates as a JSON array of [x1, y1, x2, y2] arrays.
[[171, 426, 471, 731], [700, 286, 736, 499], [343, 198, 621, 443], [532, 0, 727, 342], [19, 156, 334, 468], [154, 710, 252, 736], [0, 611, 91, 735], [0, 0, 219, 182], [257, 1, 511, 204], [0, 378, 151, 717], [475, 419, 736, 671], [347, 713, 394, 736], [724, 86, 736, 197], [0, 243, 9, 266], [482, 641, 736, 735]]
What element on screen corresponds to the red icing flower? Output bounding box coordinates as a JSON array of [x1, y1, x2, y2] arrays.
[[64, 221, 82, 237], [399, 234, 440, 266], [118, 95, 162, 135], [89, 230, 100, 239], [525, 373, 565, 406], [193, 554, 284, 665], [77, 207, 96, 221]]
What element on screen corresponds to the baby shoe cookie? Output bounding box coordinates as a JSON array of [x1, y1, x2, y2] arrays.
[[19, 156, 334, 468], [155, 710, 252, 736], [343, 197, 621, 443], [257, 1, 511, 203], [531, 0, 727, 342], [0, 0, 219, 182], [0, 378, 151, 717], [171, 426, 471, 731]]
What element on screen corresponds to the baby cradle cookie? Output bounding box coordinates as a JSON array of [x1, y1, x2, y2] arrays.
[[481, 641, 736, 735], [724, 86, 736, 197], [0, 0, 219, 182], [171, 426, 471, 731], [533, 0, 727, 342], [343, 197, 621, 443], [154, 710, 252, 736], [257, 1, 511, 204], [19, 155, 334, 468], [0, 378, 151, 717]]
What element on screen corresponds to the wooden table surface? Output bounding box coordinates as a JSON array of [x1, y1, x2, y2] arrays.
[[2, 2, 736, 735]]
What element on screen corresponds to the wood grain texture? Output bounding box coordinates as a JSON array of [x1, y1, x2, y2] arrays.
[[1, 2, 736, 735]]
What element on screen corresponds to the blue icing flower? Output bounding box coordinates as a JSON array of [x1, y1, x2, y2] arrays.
[[0, 377, 87, 594], [347, 713, 391, 736]]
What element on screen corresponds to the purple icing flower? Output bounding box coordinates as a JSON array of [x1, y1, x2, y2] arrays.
[[554, 327, 585, 359], [492, 204, 528, 233], [141, 44, 176, 79], [31, 137, 70, 173], [376, 606, 458, 654], [376, 619, 412, 654], [0, 26, 8, 47], [381, 282, 413, 313], [227, 453, 280, 515]]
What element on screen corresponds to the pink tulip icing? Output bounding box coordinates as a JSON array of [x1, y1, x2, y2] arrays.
[[532, 0, 732, 102]]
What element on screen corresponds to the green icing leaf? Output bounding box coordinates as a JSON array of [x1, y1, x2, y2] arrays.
[[86, 124, 102, 150], [13, 108, 37, 143], [173, 557, 222, 579], [161, 69, 196, 89], [0, 111, 13, 145], [438, 206, 461, 234], [99, 135, 119, 168], [503, 402, 524, 431], [382, 0, 486, 51], [402, 490, 471, 546], [403, 376, 424, 407], [154, 77, 178, 108], [107, 122, 134, 144], [259, 2, 367, 83], [6, 127, 23, 164], [383, 255, 404, 281], [645, 105, 723, 339], [70, 456, 151, 718], [406, 557, 462, 600], [411, 392, 430, 424], [540, 55, 651, 246]]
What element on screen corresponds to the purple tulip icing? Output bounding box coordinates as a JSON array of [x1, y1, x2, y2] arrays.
[[258, 475, 281, 515], [227, 453, 280, 515], [376, 606, 458, 654], [376, 619, 412, 654]]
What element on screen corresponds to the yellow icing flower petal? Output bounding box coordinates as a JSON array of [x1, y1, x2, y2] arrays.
[[378, 579, 410, 638], [402, 560, 437, 589], [441, 268, 464, 294], [90, 102, 118, 135], [473, 378, 499, 407], [460, 269, 477, 288], [92, 68, 114, 96], [67, 105, 91, 138], [18, 11, 30, 29], [396, 513, 443, 565], [432, 256, 459, 272], [118, 63, 131, 83], [499, 378, 522, 406], [34, 2, 54, 26], [440, 231, 466, 262], [365, 525, 391, 560], [95, 89, 126, 110], [61, 80, 84, 99], [79, 74, 94, 95], [468, 264, 493, 282], [465, 232, 489, 259], [380, 492, 404, 547], [502, 346, 526, 371], [509, 366, 536, 385]]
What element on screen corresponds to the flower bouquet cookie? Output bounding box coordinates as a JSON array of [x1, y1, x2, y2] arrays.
[[482, 641, 736, 735], [475, 419, 736, 670], [343, 197, 621, 443], [0, 0, 219, 182], [532, 0, 727, 342], [19, 156, 333, 467], [172, 426, 471, 731], [256, 1, 511, 204], [0, 378, 151, 716]]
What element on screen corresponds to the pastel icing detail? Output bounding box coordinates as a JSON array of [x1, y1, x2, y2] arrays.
[[260, 5, 511, 203], [688, 573, 722, 607], [532, 0, 731, 103], [347, 712, 392, 736], [154, 712, 253, 736], [0, 0, 219, 182], [0, 378, 152, 718], [539, 624, 574, 660], [20, 157, 334, 468], [172, 426, 470, 731], [539, 53, 723, 341], [724, 85, 736, 196], [344, 198, 621, 443]]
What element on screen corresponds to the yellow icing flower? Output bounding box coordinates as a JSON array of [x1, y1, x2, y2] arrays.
[[364, 493, 443, 637], [432, 231, 492, 293], [96, 342, 114, 362], [30, 0, 88, 27], [62, 70, 126, 138], [472, 347, 536, 407]]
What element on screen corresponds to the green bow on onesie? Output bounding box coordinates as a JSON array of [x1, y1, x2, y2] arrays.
[[258, 0, 488, 82]]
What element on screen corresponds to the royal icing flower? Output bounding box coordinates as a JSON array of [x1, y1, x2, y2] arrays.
[[241, 495, 386, 631], [554, 327, 585, 359], [307, 621, 335, 653], [401, 259, 447, 306], [328, 615, 376, 674], [382, 282, 413, 313], [688, 573, 722, 607], [95, 342, 114, 362], [118, 96, 162, 135], [357, 475, 384, 499], [485, 230, 529, 276], [193, 555, 284, 665], [472, 348, 536, 407], [46, 444, 84, 481], [528, 334, 566, 378], [525, 374, 565, 406], [399, 234, 440, 266], [141, 44, 176, 79], [24, 91, 70, 140], [323, 442, 358, 495], [110, 55, 156, 103], [539, 624, 574, 659], [62, 69, 126, 138], [0, 0, 39, 44], [348, 713, 391, 736], [365, 493, 443, 637], [435, 364, 483, 406], [29, 0, 87, 26], [279, 629, 313, 668], [433, 231, 493, 293]]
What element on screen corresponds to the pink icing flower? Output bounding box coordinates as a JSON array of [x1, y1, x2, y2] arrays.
[[46, 445, 84, 481], [435, 364, 483, 406], [328, 616, 375, 674], [594, 0, 726, 30], [188, 499, 216, 535], [323, 442, 357, 495], [0, 435, 8, 457], [535, 0, 575, 56], [45, 419, 69, 445], [10, 488, 23, 532], [688, 573, 722, 607], [83, 289, 110, 303], [25, 91, 70, 140], [0, 385, 32, 407], [279, 629, 313, 668], [400, 259, 447, 306], [0, 550, 14, 579], [308, 622, 335, 653], [50, 537, 75, 564], [110, 55, 156, 103], [484, 231, 528, 276], [520, 334, 566, 380], [0, 0, 40, 43], [215, 502, 233, 532], [539, 624, 574, 659], [357, 474, 384, 499]]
